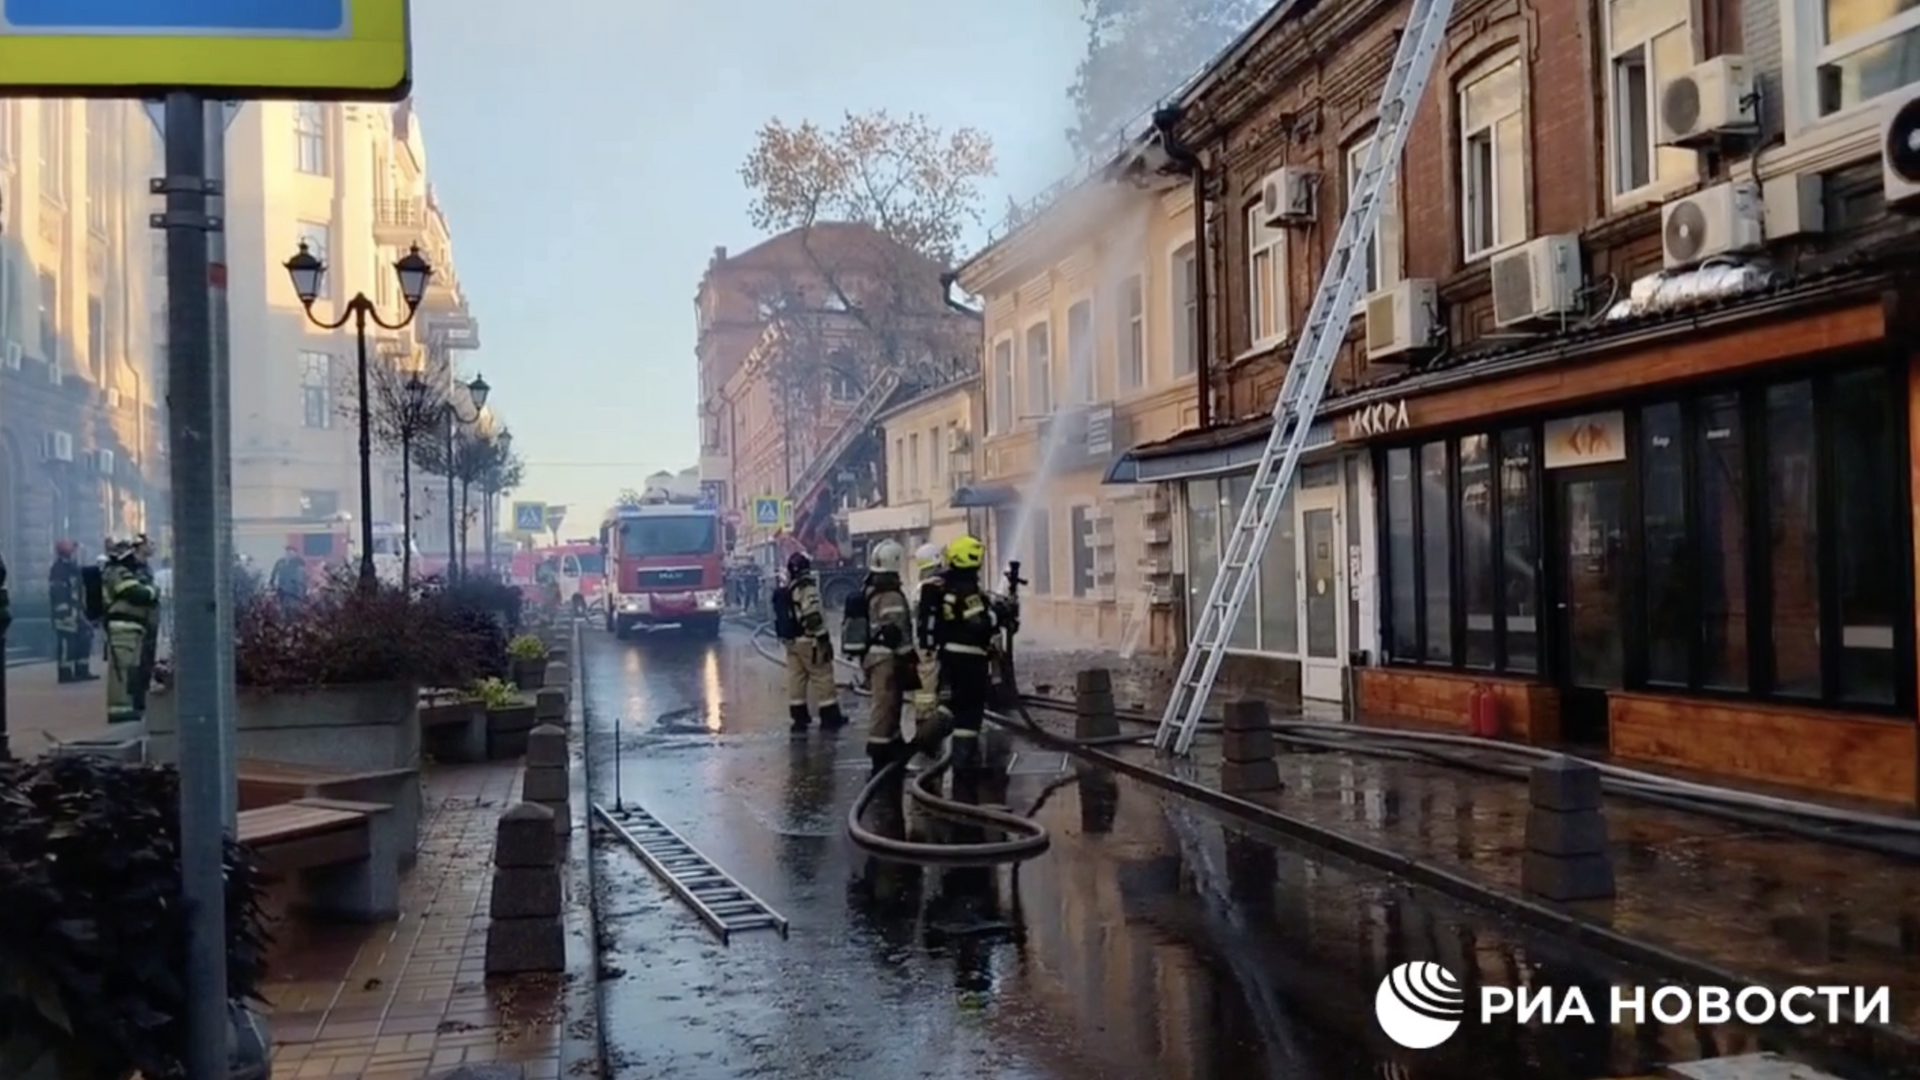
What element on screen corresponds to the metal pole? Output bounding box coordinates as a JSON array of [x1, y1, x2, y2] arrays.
[[482, 479, 493, 573], [205, 100, 237, 826], [401, 437, 412, 589], [0, 554, 11, 762], [156, 88, 231, 1080], [355, 311, 376, 589], [444, 413, 457, 580]]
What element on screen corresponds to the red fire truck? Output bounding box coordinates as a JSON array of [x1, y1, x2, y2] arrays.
[[598, 487, 725, 638], [510, 542, 608, 616]]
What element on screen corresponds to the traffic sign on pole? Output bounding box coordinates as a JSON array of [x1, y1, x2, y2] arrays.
[[513, 502, 547, 532], [0, 0, 411, 99], [752, 497, 781, 527]]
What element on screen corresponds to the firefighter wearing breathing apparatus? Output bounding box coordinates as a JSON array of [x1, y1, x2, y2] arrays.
[[922, 535, 999, 773], [98, 534, 160, 725], [911, 542, 944, 727], [48, 539, 96, 683], [771, 550, 847, 732], [842, 539, 922, 774]]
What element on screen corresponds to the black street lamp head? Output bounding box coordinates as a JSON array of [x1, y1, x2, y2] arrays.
[[283, 241, 325, 307], [404, 373, 432, 411], [497, 428, 512, 455], [466, 373, 490, 408], [394, 245, 433, 308]]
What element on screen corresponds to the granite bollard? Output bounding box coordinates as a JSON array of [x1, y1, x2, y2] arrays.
[[1219, 698, 1280, 795], [485, 802, 565, 974], [1521, 755, 1615, 901], [522, 724, 571, 836]]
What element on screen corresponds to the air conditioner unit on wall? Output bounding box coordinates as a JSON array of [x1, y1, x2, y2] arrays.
[[42, 430, 72, 462], [1657, 54, 1757, 147], [1881, 83, 1920, 208], [1489, 235, 1583, 328], [2, 343, 20, 370], [90, 449, 114, 476], [1363, 279, 1439, 360], [1259, 167, 1317, 226], [1660, 181, 1763, 268]]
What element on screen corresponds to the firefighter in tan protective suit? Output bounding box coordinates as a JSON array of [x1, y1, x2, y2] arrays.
[[100, 534, 160, 726], [771, 550, 847, 733], [843, 540, 921, 775], [910, 542, 944, 735]]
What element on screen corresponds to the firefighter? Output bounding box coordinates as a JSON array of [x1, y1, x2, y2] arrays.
[[922, 535, 998, 773], [100, 535, 160, 726], [129, 534, 161, 714], [771, 550, 846, 732], [845, 540, 921, 773], [910, 542, 944, 729], [48, 540, 96, 683]]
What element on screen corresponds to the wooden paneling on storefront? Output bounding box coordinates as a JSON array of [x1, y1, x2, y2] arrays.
[[1355, 668, 1560, 744]]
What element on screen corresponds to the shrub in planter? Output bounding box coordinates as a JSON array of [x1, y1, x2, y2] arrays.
[[0, 754, 270, 1080], [234, 584, 491, 690], [507, 634, 548, 689]]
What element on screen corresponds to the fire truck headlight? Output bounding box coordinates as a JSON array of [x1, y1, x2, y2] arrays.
[[695, 589, 724, 610]]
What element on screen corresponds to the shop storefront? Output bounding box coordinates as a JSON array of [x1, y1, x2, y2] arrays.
[[1111, 418, 1375, 704], [1341, 290, 1917, 804]]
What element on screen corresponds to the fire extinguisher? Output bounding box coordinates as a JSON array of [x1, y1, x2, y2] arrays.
[[1469, 683, 1502, 739]]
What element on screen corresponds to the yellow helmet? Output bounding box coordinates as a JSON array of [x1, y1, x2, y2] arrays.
[[943, 535, 984, 570]]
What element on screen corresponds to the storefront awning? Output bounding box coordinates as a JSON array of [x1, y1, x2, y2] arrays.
[[1104, 417, 1335, 484], [950, 484, 1020, 508]]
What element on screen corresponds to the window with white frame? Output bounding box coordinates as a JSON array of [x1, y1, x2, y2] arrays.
[[990, 337, 1015, 434], [1024, 320, 1052, 417], [1245, 204, 1286, 345], [300, 351, 334, 428], [295, 102, 329, 175], [1607, 0, 1695, 198], [1171, 243, 1198, 376], [1065, 298, 1095, 404], [1345, 134, 1404, 295], [1812, 0, 1920, 117], [1117, 274, 1145, 391], [908, 432, 921, 496], [1459, 58, 1528, 260]]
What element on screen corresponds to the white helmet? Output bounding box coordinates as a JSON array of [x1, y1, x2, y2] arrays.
[[868, 539, 905, 575], [913, 542, 943, 575]]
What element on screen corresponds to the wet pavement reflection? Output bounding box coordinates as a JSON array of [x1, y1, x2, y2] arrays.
[[585, 624, 1904, 1080]]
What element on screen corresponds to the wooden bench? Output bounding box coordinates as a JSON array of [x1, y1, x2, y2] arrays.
[[237, 798, 400, 922], [236, 759, 421, 866]]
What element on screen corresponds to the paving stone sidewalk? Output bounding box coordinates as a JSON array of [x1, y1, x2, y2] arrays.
[[3, 661, 114, 754]]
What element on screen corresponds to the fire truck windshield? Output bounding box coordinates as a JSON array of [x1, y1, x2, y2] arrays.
[[617, 516, 717, 558], [576, 552, 605, 575]]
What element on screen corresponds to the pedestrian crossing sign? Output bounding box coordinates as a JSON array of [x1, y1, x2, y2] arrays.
[[512, 502, 546, 532], [752, 497, 781, 527]]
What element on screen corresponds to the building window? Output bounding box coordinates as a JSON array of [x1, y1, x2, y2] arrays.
[[1184, 479, 1221, 638], [1459, 58, 1527, 260], [39, 101, 67, 198], [1023, 320, 1051, 417], [300, 351, 334, 428], [1258, 483, 1298, 655], [928, 426, 943, 488], [1117, 274, 1145, 391], [990, 337, 1014, 434], [1171, 243, 1198, 376], [1029, 508, 1052, 595], [300, 489, 339, 519], [296, 219, 331, 265], [828, 369, 858, 402], [1606, 0, 1694, 200], [1379, 363, 1911, 712], [1183, 475, 1296, 655], [1070, 505, 1096, 597], [37, 270, 57, 364], [1810, 0, 1920, 117], [1380, 427, 1539, 671], [908, 432, 921, 497], [1346, 133, 1404, 295], [85, 102, 114, 235], [0, 101, 17, 164], [891, 437, 905, 501], [86, 295, 104, 379], [1245, 203, 1286, 346], [295, 102, 329, 175], [1222, 476, 1259, 648], [1065, 298, 1095, 404]]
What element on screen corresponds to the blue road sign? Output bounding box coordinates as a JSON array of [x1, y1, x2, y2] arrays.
[[513, 502, 546, 532], [2, 0, 346, 35], [0, 0, 408, 100], [752, 498, 781, 527]]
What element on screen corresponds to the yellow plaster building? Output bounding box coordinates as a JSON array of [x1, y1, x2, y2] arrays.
[[848, 379, 978, 553]]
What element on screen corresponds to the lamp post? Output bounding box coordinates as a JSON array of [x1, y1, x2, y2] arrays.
[[284, 241, 432, 591], [436, 374, 488, 581], [480, 428, 512, 576]]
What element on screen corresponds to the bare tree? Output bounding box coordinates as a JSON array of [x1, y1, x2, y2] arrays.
[[336, 347, 460, 586]]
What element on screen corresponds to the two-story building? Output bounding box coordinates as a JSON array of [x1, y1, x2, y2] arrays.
[[846, 377, 979, 556], [954, 175, 1202, 654], [1100, 0, 1920, 806]]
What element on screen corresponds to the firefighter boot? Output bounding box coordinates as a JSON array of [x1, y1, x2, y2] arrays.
[[788, 704, 812, 734], [867, 739, 908, 778], [819, 702, 850, 730], [948, 731, 982, 774]]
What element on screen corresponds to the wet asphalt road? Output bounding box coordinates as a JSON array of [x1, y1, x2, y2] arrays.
[[583, 622, 1877, 1080]]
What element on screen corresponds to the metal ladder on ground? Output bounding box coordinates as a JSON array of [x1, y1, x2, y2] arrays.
[[1155, 0, 1458, 756], [784, 366, 903, 513], [593, 802, 789, 943]]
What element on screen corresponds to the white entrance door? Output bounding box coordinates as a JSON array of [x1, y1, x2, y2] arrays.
[[1297, 487, 1347, 702]]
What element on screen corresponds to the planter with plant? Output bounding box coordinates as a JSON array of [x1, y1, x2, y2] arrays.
[[0, 753, 272, 1080], [148, 585, 492, 773], [508, 634, 550, 690], [471, 676, 538, 758]]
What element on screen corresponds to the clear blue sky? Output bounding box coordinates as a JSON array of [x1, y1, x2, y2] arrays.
[[409, 0, 1087, 527]]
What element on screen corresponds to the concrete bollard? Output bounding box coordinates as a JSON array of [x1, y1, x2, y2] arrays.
[[543, 661, 570, 695], [1073, 668, 1119, 741], [521, 724, 571, 836], [546, 645, 569, 665], [485, 803, 566, 975], [534, 686, 567, 723], [1521, 756, 1615, 902], [1219, 698, 1281, 795]]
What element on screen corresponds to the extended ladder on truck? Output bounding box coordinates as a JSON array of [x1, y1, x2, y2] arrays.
[[783, 367, 903, 523], [1155, 0, 1457, 756]]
